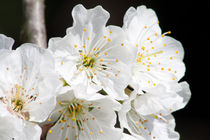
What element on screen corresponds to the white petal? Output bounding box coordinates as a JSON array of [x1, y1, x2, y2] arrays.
[[121, 133, 142, 140], [0, 105, 23, 140], [20, 121, 42, 140], [118, 91, 138, 130], [126, 110, 179, 140], [123, 5, 161, 43], [16, 44, 60, 122], [67, 4, 110, 36], [134, 82, 191, 116], [0, 34, 14, 50], [0, 50, 22, 98]]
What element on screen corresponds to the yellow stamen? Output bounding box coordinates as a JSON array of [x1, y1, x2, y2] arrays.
[[142, 51, 163, 58]]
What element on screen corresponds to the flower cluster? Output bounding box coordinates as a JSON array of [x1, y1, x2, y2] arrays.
[[0, 4, 191, 140]]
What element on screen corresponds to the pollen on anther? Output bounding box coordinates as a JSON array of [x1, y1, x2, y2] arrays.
[[89, 131, 93, 135], [48, 130, 52, 134], [108, 38, 111, 42], [100, 130, 103, 134], [83, 28, 87, 32]]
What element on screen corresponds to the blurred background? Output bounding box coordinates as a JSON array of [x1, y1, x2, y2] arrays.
[[0, 0, 209, 139]]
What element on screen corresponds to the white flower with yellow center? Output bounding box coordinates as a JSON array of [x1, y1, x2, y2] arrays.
[[49, 4, 133, 100], [123, 5, 185, 92], [0, 35, 61, 140], [119, 82, 191, 140], [46, 88, 122, 140]]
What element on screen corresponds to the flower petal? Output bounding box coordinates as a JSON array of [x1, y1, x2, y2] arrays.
[[0, 34, 14, 50], [123, 5, 161, 43], [134, 82, 191, 116], [126, 109, 179, 140], [21, 121, 42, 140], [67, 4, 110, 36], [16, 44, 60, 122], [0, 105, 23, 140]]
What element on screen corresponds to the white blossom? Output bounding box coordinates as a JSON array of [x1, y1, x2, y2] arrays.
[[49, 4, 134, 100], [119, 82, 191, 140], [123, 6, 185, 92], [0, 35, 61, 140], [46, 87, 122, 140]]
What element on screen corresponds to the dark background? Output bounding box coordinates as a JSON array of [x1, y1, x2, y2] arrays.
[[0, 0, 209, 139]]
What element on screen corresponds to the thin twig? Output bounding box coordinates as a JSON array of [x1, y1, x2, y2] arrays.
[[21, 0, 47, 48]]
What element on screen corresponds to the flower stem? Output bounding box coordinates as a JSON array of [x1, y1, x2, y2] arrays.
[[21, 0, 47, 48]]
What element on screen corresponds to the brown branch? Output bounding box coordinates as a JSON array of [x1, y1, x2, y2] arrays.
[[21, 0, 47, 48]]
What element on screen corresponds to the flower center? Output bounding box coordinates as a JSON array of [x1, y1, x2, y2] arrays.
[[82, 55, 96, 68], [54, 99, 95, 131], [11, 98, 24, 112], [68, 102, 84, 121], [0, 84, 35, 120], [11, 85, 24, 112]]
